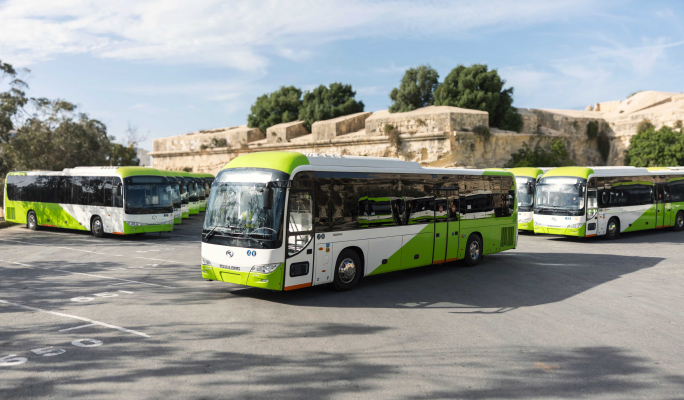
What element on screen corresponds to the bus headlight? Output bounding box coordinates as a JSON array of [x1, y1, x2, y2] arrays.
[[519, 218, 533, 223], [201, 258, 212, 266], [126, 221, 143, 226], [567, 223, 584, 228], [251, 263, 280, 274]]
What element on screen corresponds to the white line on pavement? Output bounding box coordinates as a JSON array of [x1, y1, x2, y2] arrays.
[[0, 299, 150, 338], [58, 323, 97, 332]]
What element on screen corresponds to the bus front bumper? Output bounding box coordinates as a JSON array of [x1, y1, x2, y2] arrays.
[[534, 224, 586, 237], [518, 220, 534, 231], [201, 264, 284, 291], [123, 222, 174, 234]]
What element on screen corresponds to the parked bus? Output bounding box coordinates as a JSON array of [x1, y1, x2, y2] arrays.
[[170, 171, 190, 219], [199, 173, 215, 209], [3, 167, 174, 237], [508, 168, 545, 231], [190, 173, 208, 212], [160, 170, 183, 224], [533, 166, 684, 239], [180, 172, 200, 215], [200, 152, 518, 291]]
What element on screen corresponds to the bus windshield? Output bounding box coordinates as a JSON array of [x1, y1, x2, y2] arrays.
[[188, 180, 199, 202], [171, 183, 181, 207], [515, 176, 536, 211], [179, 181, 189, 204], [535, 176, 586, 214], [124, 176, 174, 214], [202, 168, 288, 249]]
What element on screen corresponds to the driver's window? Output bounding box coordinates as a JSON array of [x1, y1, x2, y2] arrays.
[[287, 191, 313, 257]]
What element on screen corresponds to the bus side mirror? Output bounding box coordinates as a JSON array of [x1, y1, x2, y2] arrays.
[[526, 184, 534, 195], [116, 185, 122, 196], [262, 188, 273, 210]]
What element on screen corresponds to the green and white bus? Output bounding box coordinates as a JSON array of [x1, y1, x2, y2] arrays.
[[180, 172, 200, 215], [200, 152, 518, 291], [3, 167, 174, 237], [191, 173, 208, 212], [507, 168, 545, 231], [171, 171, 190, 218], [160, 170, 183, 224], [533, 166, 684, 239]]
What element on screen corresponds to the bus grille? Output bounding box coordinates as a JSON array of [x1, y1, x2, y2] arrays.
[[6, 207, 15, 220], [501, 226, 515, 247]]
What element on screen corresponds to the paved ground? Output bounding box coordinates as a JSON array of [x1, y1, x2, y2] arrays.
[[0, 218, 683, 400]]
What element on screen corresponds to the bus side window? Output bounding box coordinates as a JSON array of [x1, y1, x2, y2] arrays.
[[104, 178, 113, 206], [502, 176, 514, 216], [313, 171, 332, 233]]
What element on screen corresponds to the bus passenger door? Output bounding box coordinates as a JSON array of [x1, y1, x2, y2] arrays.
[[656, 184, 671, 228], [284, 190, 315, 290], [445, 194, 460, 263], [433, 198, 448, 263]]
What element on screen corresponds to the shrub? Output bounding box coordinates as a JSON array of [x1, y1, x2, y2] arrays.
[[505, 139, 575, 168], [625, 125, 684, 167], [298, 83, 364, 131], [636, 119, 653, 134], [389, 65, 440, 113], [433, 64, 522, 132]]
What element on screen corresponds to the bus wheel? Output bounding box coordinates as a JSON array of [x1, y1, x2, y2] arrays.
[[27, 211, 39, 231], [674, 211, 684, 232], [605, 217, 620, 240], [464, 234, 482, 267], [91, 216, 105, 238], [332, 249, 362, 291]]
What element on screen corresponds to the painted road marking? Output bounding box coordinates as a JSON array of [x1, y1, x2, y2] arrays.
[[58, 323, 97, 332], [0, 299, 150, 338], [0, 259, 176, 289]]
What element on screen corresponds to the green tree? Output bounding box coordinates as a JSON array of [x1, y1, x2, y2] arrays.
[[433, 64, 522, 131], [505, 139, 575, 168], [298, 83, 364, 130], [389, 65, 440, 113], [624, 126, 684, 167], [0, 60, 29, 143], [247, 86, 302, 133]]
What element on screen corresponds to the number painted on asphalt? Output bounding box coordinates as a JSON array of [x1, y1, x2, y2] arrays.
[[31, 347, 66, 357], [0, 354, 28, 366], [71, 339, 103, 348], [71, 296, 95, 302]]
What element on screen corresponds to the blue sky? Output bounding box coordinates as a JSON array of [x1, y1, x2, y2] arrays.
[[1, 0, 683, 151]]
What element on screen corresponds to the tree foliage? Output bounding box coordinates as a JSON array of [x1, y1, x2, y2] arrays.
[[389, 65, 440, 113], [433, 64, 522, 132], [624, 125, 684, 167], [247, 86, 302, 134], [298, 83, 364, 131], [0, 61, 137, 185], [505, 139, 575, 168]]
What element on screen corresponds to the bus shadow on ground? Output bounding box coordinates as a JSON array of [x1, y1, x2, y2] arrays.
[[542, 228, 684, 245], [0, 223, 203, 244], [233, 252, 663, 311]]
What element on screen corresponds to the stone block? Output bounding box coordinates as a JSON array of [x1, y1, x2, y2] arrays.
[[266, 120, 310, 144], [516, 108, 538, 135], [312, 112, 372, 141], [365, 106, 489, 136]]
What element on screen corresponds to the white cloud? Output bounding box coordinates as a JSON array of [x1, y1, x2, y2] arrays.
[[0, 0, 594, 69]]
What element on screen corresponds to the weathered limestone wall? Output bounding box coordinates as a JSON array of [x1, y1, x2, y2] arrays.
[[312, 112, 372, 141], [151, 91, 684, 174], [266, 120, 309, 144], [153, 125, 264, 153]]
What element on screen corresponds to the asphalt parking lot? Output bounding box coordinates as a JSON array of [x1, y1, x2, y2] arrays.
[[1, 218, 683, 400]]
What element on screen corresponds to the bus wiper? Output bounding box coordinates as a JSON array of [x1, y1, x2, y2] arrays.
[[204, 226, 219, 240], [239, 232, 267, 248]]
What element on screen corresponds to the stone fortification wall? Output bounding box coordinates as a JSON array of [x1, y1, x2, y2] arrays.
[[151, 91, 684, 174]]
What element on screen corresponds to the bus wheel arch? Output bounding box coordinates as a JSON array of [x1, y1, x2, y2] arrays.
[[673, 211, 684, 232], [332, 247, 363, 291], [605, 217, 620, 240], [464, 232, 483, 267], [90, 215, 105, 238], [27, 210, 39, 231]]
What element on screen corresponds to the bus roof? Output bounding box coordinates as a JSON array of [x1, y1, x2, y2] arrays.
[[12, 166, 167, 178], [506, 167, 544, 179], [542, 166, 684, 180], [222, 151, 513, 177]]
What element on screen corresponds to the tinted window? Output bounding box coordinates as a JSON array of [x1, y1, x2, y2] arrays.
[[113, 177, 123, 207], [90, 176, 105, 206], [331, 172, 366, 231], [313, 172, 331, 232], [367, 173, 401, 227], [460, 175, 494, 218], [671, 180, 684, 202]]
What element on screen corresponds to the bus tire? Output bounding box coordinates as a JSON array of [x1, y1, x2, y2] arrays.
[[674, 211, 684, 232], [464, 233, 482, 267], [27, 211, 39, 231], [91, 216, 104, 238], [605, 217, 620, 240], [332, 249, 362, 291]]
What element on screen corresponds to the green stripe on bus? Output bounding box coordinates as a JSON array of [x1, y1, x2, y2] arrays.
[[223, 151, 310, 175]]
